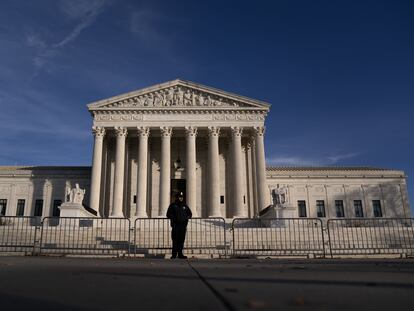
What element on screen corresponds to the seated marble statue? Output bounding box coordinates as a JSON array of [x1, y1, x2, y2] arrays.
[[66, 183, 86, 204]]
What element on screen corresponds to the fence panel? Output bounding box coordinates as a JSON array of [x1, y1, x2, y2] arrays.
[[40, 217, 131, 256], [327, 218, 414, 257], [0, 216, 38, 253], [232, 218, 325, 257], [133, 218, 227, 257]]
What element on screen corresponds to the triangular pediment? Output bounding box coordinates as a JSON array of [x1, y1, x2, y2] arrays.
[[87, 79, 270, 110]]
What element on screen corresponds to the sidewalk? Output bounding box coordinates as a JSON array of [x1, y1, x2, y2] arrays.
[[0, 257, 413, 311]]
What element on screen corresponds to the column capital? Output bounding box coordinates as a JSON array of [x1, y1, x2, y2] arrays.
[[114, 126, 128, 137], [184, 126, 198, 137], [160, 126, 172, 137], [137, 126, 150, 137], [208, 126, 220, 137], [253, 126, 265, 136], [92, 126, 105, 138], [231, 126, 243, 137]]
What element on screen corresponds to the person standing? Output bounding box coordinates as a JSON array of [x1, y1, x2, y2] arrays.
[[166, 192, 192, 259]]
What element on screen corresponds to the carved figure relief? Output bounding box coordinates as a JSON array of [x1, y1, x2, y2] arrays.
[[106, 85, 251, 108]]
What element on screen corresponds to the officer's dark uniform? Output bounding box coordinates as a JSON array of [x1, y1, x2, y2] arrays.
[[166, 192, 192, 259]]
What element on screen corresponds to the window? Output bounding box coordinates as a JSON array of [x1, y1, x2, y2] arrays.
[[16, 199, 25, 216], [335, 200, 345, 218], [0, 199, 7, 215], [133, 195, 137, 204], [34, 199, 43, 217], [354, 200, 364, 217], [298, 200, 307, 217], [220, 195, 225, 204], [372, 200, 383, 217], [52, 200, 62, 217], [316, 200, 326, 217]]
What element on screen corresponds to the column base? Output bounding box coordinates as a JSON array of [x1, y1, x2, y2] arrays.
[[109, 213, 125, 218], [232, 213, 248, 218], [208, 214, 222, 218], [135, 213, 148, 218]]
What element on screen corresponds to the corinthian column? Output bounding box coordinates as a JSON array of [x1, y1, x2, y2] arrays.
[[185, 126, 197, 216], [159, 126, 172, 216], [208, 126, 221, 217], [89, 126, 105, 217], [231, 126, 246, 217], [135, 127, 150, 218], [111, 126, 127, 218], [254, 126, 269, 212]]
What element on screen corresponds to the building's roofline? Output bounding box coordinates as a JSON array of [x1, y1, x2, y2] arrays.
[[87, 79, 270, 109], [0, 166, 91, 171], [266, 166, 396, 172], [266, 166, 406, 178]]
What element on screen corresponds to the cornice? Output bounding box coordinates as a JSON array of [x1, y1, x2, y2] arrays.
[[92, 109, 267, 122]]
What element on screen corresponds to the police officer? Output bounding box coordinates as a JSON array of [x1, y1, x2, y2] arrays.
[[166, 192, 192, 259]]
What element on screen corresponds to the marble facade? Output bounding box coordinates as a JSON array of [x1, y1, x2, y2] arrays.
[[0, 80, 410, 219], [87, 80, 270, 218]]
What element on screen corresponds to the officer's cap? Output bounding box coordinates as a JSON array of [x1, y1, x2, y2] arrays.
[[175, 192, 184, 198]]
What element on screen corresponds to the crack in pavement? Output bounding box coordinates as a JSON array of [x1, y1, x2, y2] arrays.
[[187, 260, 237, 311]]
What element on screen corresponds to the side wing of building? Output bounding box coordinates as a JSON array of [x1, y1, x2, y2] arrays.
[[0, 166, 91, 217], [266, 167, 411, 219]]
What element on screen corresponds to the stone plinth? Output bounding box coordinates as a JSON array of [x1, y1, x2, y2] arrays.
[[259, 204, 296, 219], [59, 203, 97, 218]]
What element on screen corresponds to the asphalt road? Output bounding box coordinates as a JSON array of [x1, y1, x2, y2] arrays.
[[0, 256, 413, 311]]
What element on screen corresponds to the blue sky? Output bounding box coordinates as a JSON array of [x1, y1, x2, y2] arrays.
[[0, 0, 413, 210]]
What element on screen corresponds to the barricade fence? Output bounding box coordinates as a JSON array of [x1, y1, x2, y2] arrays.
[[40, 217, 131, 256], [133, 217, 227, 257], [232, 218, 325, 258], [0, 216, 38, 253], [327, 218, 414, 257], [1, 216, 413, 258]]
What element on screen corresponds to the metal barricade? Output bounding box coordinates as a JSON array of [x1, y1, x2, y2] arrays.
[[327, 218, 414, 257], [40, 217, 131, 256], [133, 218, 227, 257], [232, 218, 325, 258], [0, 216, 38, 253]]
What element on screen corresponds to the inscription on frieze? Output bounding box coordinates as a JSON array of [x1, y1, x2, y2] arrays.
[[143, 114, 213, 121]]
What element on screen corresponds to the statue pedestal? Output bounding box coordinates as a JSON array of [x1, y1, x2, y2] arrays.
[[59, 203, 97, 218], [259, 204, 296, 219]]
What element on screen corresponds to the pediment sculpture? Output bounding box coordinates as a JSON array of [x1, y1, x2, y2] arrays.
[[105, 85, 249, 108]]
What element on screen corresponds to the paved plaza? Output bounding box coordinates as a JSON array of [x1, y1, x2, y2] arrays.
[[0, 256, 413, 311]]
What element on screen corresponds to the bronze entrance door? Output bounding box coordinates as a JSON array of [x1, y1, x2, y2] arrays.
[[170, 179, 186, 203]]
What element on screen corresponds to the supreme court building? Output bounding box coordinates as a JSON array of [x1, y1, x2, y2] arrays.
[[0, 80, 411, 219]]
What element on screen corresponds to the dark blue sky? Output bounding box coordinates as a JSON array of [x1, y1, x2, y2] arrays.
[[0, 0, 413, 211]]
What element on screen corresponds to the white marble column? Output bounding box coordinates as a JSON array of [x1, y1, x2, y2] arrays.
[[111, 126, 127, 218], [135, 127, 150, 218], [254, 126, 269, 212], [89, 126, 105, 217], [231, 126, 246, 217], [159, 126, 172, 216], [208, 126, 221, 217], [185, 126, 197, 216]]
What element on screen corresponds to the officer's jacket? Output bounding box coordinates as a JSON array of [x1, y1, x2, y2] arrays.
[[166, 201, 192, 225]]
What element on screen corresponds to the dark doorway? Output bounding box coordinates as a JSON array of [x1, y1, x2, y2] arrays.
[[171, 179, 186, 203]]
